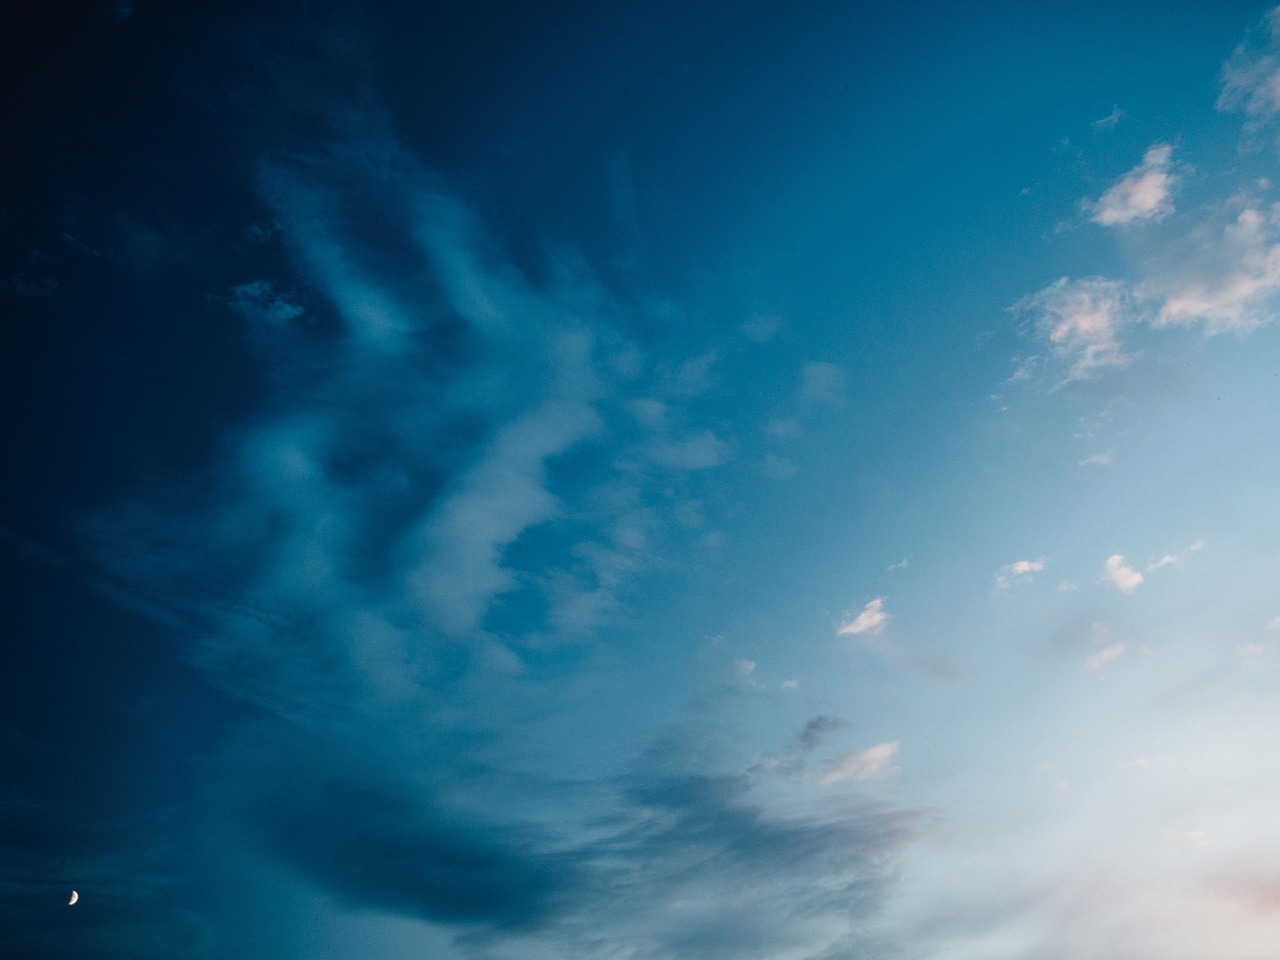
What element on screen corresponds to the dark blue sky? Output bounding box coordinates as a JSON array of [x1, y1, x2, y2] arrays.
[[5, 2, 1280, 958]]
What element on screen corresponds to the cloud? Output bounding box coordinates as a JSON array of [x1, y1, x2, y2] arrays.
[[84, 112, 889, 954], [1149, 207, 1280, 334], [839, 598, 890, 636], [1091, 104, 1124, 131], [571, 766, 919, 960], [1086, 143, 1178, 227], [733, 658, 765, 690], [1086, 641, 1127, 670], [1079, 451, 1113, 466], [1012, 277, 1134, 384], [1145, 538, 1205, 572], [255, 744, 572, 927], [797, 715, 853, 754], [995, 558, 1047, 590], [224, 279, 304, 326], [820, 742, 900, 785], [1219, 6, 1280, 123], [798, 361, 846, 409], [1102, 554, 1144, 593], [411, 399, 602, 636], [741, 314, 780, 343], [650, 430, 731, 470]]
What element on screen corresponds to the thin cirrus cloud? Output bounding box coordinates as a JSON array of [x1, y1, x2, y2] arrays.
[[75, 105, 932, 959], [839, 597, 890, 635], [1086, 641, 1127, 670], [820, 742, 900, 785], [1146, 539, 1205, 571], [1218, 6, 1280, 124], [1086, 143, 1178, 227]]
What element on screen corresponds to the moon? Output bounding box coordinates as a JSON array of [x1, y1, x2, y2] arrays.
[[68, 891, 78, 905]]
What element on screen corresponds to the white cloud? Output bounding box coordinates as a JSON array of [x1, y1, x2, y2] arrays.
[[735, 658, 765, 690], [1145, 538, 1205, 572], [1268, 617, 1280, 631], [886, 558, 909, 573], [1013, 277, 1134, 384], [820, 742, 900, 785], [994, 558, 1047, 591], [1102, 554, 1144, 593], [838, 598, 890, 636], [1219, 7, 1280, 122], [1087, 143, 1178, 227], [1078, 451, 1113, 467], [1086, 641, 1127, 670], [1149, 207, 1280, 334]]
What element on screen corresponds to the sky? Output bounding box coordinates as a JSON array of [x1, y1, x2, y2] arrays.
[[4, 1, 1280, 958]]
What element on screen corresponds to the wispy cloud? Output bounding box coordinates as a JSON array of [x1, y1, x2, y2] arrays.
[[1091, 104, 1124, 131], [839, 598, 890, 636], [1149, 206, 1280, 334], [80, 105, 912, 957], [1102, 554, 1144, 593], [995, 558, 1047, 590], [1087, 641, 1127, 670], [1219, 6, 1280, 124], [1145, 539, 1204, 572], [1086, 143, 1178, 227], [798, 361, 846, 409], [1013, 277, 1134, 384], [821, 742, 900, 785], [796, 715, 853, 753]]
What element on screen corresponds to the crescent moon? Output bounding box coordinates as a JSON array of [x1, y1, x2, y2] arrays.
[[68, 891, 78, 905]]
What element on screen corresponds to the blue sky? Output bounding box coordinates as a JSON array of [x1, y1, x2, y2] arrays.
[[5, 2, 1280, 957]]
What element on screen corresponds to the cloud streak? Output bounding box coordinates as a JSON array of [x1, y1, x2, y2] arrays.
[[839, 598, 890, 636], [995, 558, 1047, 591], [75, 104, 922, 960]]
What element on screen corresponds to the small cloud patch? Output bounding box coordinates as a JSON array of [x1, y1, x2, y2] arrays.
[[839, 598, 889, 636]]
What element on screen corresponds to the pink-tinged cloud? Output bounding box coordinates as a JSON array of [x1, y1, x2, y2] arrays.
[[820, 742, 900, 785], [838, 598, 889, 636], [1151, 208, 1280, 334], [1087, 143, 1177, 226], [1102, 554, 1144, 593], [1013, 277, 1133, 384]]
